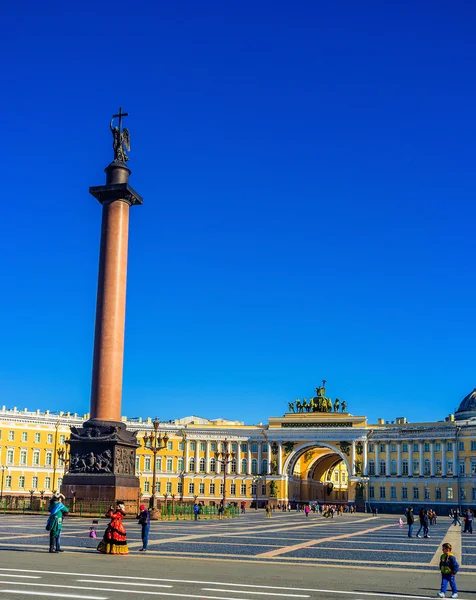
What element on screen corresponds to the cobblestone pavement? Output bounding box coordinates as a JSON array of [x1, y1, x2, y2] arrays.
[[0, 511, 474, 572]]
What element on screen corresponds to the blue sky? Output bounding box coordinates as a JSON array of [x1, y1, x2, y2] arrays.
[[1, 1, 475, 425]]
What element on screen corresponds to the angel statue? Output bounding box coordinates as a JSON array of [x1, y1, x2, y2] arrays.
[[341, 400, 347, 412], [110, 115, 130, 162], [334, 398, 340, 412]]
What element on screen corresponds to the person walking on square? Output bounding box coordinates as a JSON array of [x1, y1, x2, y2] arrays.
[[406, 507, 415, 537], [437, 542, 459, 598], [304, 504, 310, 518], [193, 502, 200, 521], [97, 501, 128, 555], [416, 508, 426, 537], [46, 492, 69, 553], [265, 503, 272, 518], [463, 509, 473, 534], [137, 504, 150, 551], [452, 509, 461, 527]]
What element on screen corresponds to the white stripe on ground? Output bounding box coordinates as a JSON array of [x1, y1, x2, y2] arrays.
[[0, 592, 106, 600], [201, 588, 309, 597], [0, 575, 41, 579], [77, 581, 172, 588], [429, 523, 462, 566]]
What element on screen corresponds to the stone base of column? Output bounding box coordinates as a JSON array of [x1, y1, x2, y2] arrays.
[[61, 420, 140, 505]]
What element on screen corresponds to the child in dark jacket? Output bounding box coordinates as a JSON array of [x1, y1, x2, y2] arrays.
[[438, 542, 459, 598]]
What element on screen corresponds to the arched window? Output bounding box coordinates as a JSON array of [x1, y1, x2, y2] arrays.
[[199, 458, 206, 472], [209, 457, 216, 473], [189, 457, 195, 472], [436, 459, 442, 474], [424, 459, 431, 475], [251, 459, 258, 474], [261, 459, 268, 474], [231, 459, 237, 474], [241, 459, 247, 473], [390, 459, 397, 474]]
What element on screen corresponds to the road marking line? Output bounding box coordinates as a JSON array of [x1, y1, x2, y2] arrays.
[[201, 588, 309, 597], [429, 523, 462, 566], [0, 592, 107, 600], [0, 575, 41, 579], [77, 581, 173, 588], [258, 523, 395, 557]]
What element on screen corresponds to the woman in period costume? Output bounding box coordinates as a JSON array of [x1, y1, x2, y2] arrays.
[[97, 501, 128, 555]]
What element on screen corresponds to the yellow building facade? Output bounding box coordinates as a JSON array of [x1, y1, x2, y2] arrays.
[[1, 387, 475, 512]]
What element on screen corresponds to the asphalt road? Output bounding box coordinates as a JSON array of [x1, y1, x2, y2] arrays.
[[0, 512, 473, 599]]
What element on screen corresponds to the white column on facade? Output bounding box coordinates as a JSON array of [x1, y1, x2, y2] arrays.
[[351, 441, 356, 476], [419, 442, 424, 476], [430, 440, 435, 477], [258, 442, 262, 474], [184, 440, 189, 473], [226, 440, 231, 474], [278, 441, 283, 475], [442, 439, 447, 476], [453, 440, 457, 475], [236, 440, 241, 475], [268, 448, 272, 475], [397, 441, 402, 476], [386, 442, 391, 476], [247, 444, 252, 475], [374, 442, 379, 476], [195, 440, 199, 473], [408, 440, 413, 476], [205, 441, 210, 474], [363, 440, 368, 476]]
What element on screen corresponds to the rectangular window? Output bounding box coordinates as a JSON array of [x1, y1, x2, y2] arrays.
[[220, 483, 224, 495], [470, 441, 476, 452], [412, 487, 419, 499], [198, 442, 205, 451], [59, 435, 65, 444], [210, 442, 216, 452], [459, 461, 466, 476], [424, 460, 431, 475], [413, 443, 419, 452], [379, 443, 385, 453], [402, 487, 408, 499], [188, 483, 195, 494], [144, 481, 150, 492], [391, 486, 396, 499], [209, 483, 215, 495], [144, 457, 151, 471], [471, 461, 476, 475], [7, 450, 14, 464], [369, 486, 374, 498], [47, 434, 53, 444], [261, 484, 266, 495], [436, 488, 442, 500], [177, 458, 184, 471], [167, 441, 173, 450], [402, 460, 408, 475], [135, 457, 140, 471], [18, 476, 25, 489], [459, 441, 465, 451], [424, 443, 430, 452], [5, 476, 12, 488], [45, 452, 52, 466], [379, 460, 386, 475], [8, 431, 14, 442], [178, 441, 184, 450], [177, 482, 183, 494], [189, 441, 196, 451], [20, 450, 27, 465], [156, 457, 162, 471], [231, 443, 237, 452], [368, 443, 374, 453], [240, 484, 247, 496], [155, 481, 161, 493], [447, 442, 453, 452], [447, 460, 453, 475], [447, 487, 453, 500], [251, 442, 258, 452], [413, 460, 419, 474], [368, 460, 375, 475], [424, 487, 430, 499], [22, 432, 28, 442], [230, 484, 236, 495], [379, 486, 385, 499], [32, 476, 38, 489], [166, 482, 172, 493], [262, 443, 268, 453], [402, 443, 408, 452], [390, 443, 396, 452], [35, 433, 40, 443], [251, 484, 257, 496], [241, 443, 247, 453], [33, 451, 40, 466], [166, 458, 173, 471], [435, 442, 441, 452], [45, 477, 51, 490], [436, 460, 442, 474]]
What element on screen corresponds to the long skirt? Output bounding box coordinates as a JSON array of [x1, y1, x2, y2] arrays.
[[97, 521, 128, 555]]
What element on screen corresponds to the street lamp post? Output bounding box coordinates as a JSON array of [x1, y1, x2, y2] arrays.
[[57, 448, 67, 478], [52, 420, 61, 492], [0, 466, 7, 500], [142, 417, 169, 510], [214, 439, 236, 508]]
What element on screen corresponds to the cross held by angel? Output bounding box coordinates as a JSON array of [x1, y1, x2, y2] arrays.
[[110, 107, 131, 163]]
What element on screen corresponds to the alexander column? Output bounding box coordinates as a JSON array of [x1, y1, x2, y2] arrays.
[[61, 109, 142, 504]]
